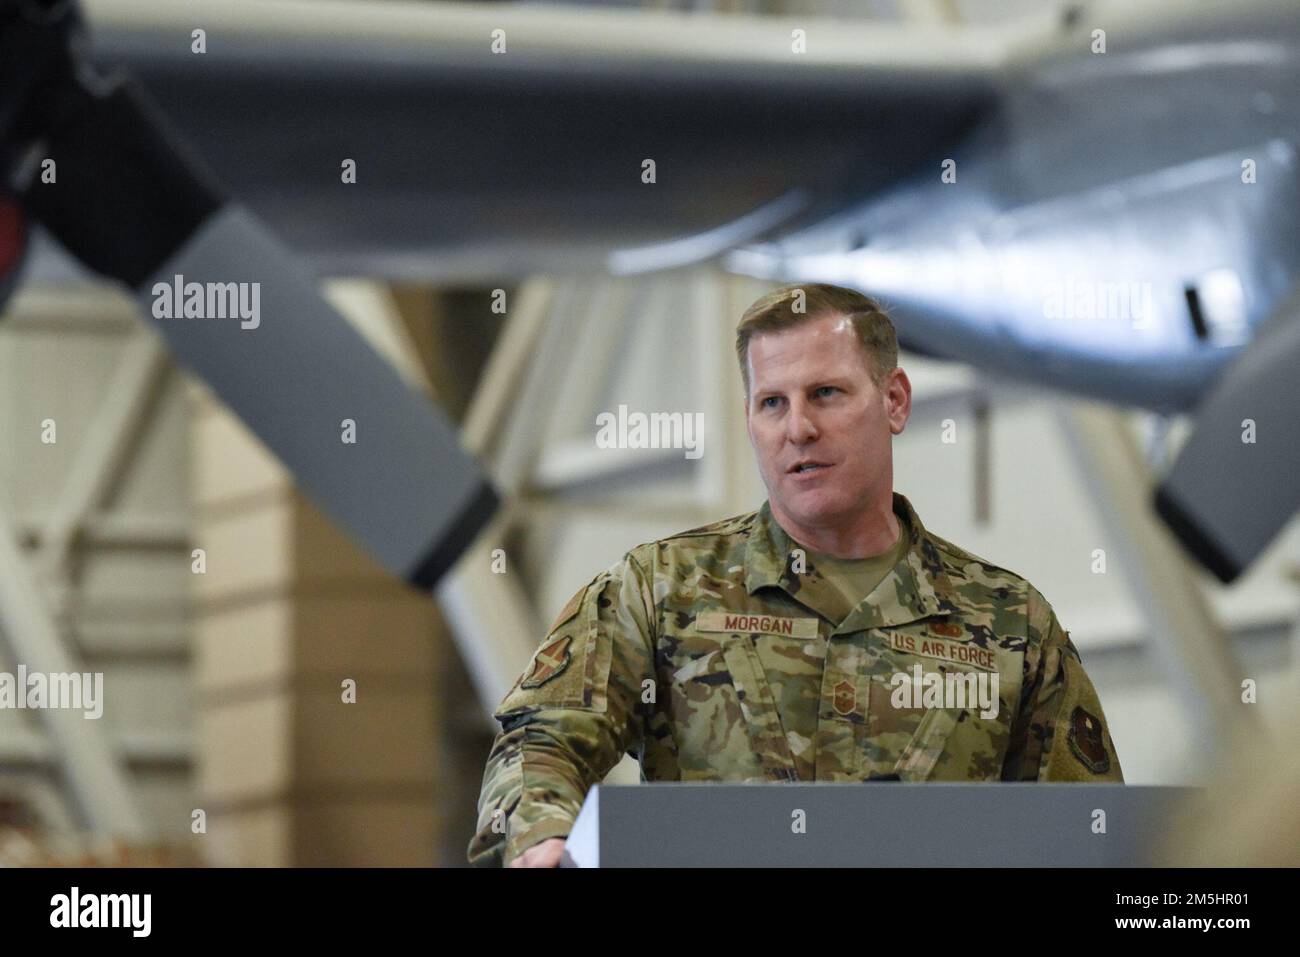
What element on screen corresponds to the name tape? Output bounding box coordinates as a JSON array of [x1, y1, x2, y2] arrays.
[[695, 611, 819, 639]]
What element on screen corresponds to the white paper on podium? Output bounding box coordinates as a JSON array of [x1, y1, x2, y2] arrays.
[[559, 786, 600, 868]]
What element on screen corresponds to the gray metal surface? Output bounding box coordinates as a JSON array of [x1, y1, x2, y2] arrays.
[[137, 205, 496, 589], [70, 0, 1300, 415], [81, 0, 996, 283], [566, 782, 1196, 867]]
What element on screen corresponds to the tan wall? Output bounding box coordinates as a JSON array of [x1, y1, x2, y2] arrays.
[[190, 397, 445, 865]]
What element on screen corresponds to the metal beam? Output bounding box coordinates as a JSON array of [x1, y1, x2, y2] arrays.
[[0, 732, 192, 770], [21, 510, 189, 549], [532, 438, 693, 493], [489, 281, 594, 493], [435, 280, 565, 718], [36, 333, 168, 584], [435, 516, 543, 724], [462, 279, 556, 463], [0, 504, 146, 837], [690, 270, 734, 512], [1054, 400, 1257, 765], [548, 277, 629, 442]]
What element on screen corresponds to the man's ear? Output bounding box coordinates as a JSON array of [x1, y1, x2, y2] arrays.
[[887, 368, 912, 435]]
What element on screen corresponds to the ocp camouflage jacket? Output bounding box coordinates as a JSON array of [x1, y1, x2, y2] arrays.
[[468, 492, 1123, 866]]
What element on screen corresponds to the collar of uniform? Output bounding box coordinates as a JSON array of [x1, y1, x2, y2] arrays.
[[744, 492, 955, 630]]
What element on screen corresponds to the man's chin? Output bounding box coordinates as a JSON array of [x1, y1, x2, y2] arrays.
[[774, 489, 848, 527]]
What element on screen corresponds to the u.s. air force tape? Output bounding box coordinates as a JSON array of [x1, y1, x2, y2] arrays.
[[888, 632, 996, 671]]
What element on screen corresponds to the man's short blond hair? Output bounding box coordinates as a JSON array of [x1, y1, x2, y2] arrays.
[[735, 283, 897, 399]]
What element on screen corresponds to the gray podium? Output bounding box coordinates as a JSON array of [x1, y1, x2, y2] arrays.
[[560, 783, 1196, 867]]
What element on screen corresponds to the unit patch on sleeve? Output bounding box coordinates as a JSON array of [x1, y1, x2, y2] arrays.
[[521, 635, 574, 688], [1066, 705, 1111, 774]]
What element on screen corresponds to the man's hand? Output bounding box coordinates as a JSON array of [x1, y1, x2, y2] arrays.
[[508, 838, 566, 868]]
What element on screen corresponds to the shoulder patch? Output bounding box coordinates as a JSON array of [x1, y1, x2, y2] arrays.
[[520, 635, 574, 688], [1066, 705, 1111, 774]]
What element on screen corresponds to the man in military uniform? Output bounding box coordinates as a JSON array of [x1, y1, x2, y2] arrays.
[[469, 282, 1123, 868]]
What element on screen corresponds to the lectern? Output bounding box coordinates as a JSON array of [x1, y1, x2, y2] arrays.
[[560, 783, 1195, 867]]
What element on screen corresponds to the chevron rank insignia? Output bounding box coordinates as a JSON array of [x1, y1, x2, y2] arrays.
[[832, 679, 857, 716]]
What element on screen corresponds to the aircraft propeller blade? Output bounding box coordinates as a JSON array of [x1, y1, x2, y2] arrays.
[[1155, 284, 1300, 583], [1, 0, 497, 590]]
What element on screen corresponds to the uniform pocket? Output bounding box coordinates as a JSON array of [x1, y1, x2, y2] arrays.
[[865, 665, 1011, 780], [659, 632, 767, 780]]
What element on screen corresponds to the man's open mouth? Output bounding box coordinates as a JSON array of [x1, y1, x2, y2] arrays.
[[789, 462, 831, 474]]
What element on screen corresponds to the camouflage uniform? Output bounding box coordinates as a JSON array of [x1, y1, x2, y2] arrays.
[[468, 491, 1123, 866]]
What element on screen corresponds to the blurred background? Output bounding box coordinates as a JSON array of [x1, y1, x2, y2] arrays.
[[1, 0, 1297, 866]]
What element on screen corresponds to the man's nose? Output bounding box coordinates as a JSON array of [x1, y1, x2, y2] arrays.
[[785, 398, 819, 444]]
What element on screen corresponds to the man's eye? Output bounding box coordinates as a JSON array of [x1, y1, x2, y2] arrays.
[[761, 396, 781, 409], [815, 386, 838, 397]]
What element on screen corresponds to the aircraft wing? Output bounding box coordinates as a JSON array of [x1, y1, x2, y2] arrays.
[[77, 0, 1031, 282]]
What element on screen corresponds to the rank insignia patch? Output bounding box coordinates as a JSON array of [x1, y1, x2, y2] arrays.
[[1066, 705, 1111, 774], [832, 679, 857, 716], [521, 635, 573, 688]]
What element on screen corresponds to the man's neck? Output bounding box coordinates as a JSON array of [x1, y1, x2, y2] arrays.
[[771, 494, 901, 560]]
